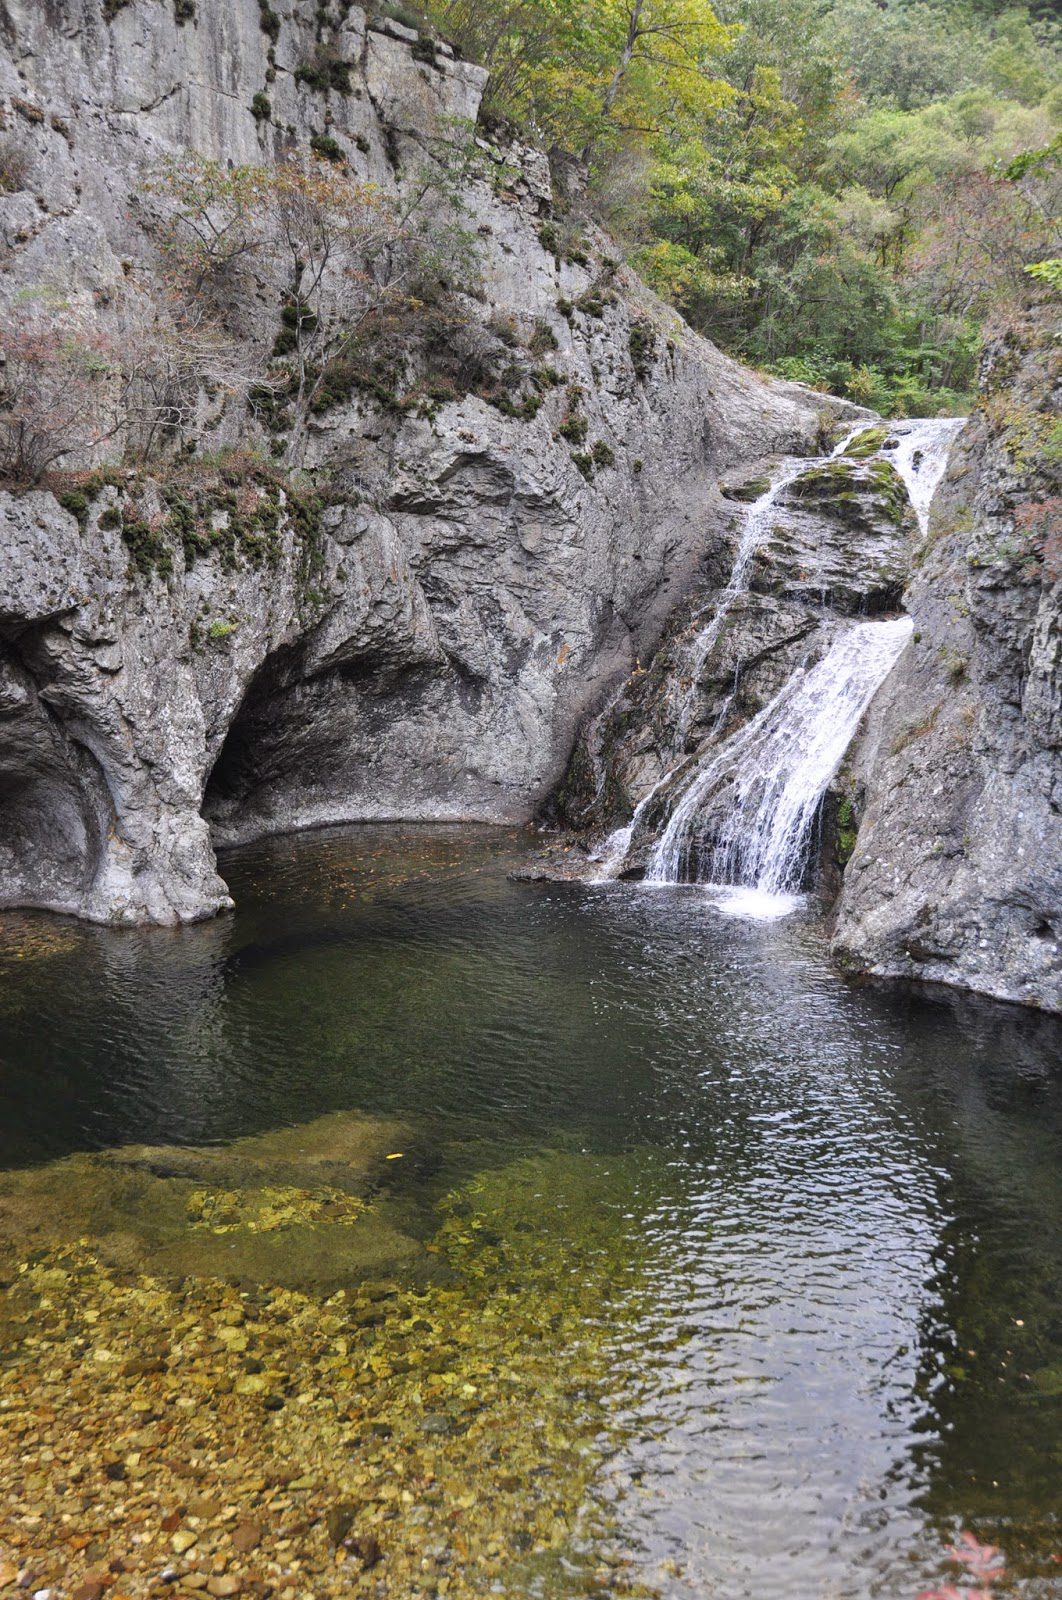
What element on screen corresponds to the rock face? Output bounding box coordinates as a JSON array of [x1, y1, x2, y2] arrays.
[[0, 0, 855, 924], [832, 308, 1061, 1012], [554, 438, 910, 874]]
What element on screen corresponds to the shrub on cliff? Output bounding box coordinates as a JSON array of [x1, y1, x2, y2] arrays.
[[0, 290, 257, 484], [146, 150, 480, 466], [0, 311, 120, 483]]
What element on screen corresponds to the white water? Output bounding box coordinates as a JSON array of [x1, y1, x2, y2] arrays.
[[593, 416, 963, 898], [883, 417, 966, 536], [646, 617, 914, 896], [593, 457, 817, 880], [672, 460, 808, 748]]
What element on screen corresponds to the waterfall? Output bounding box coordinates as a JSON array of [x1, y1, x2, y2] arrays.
[[885, 418, 966, 536], [672, 460, 807, 748], [592, 457, 817, 879], [644, 617, 913, 912], [592, 413, 963, 904]]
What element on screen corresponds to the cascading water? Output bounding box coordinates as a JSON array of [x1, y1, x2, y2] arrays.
[[595, 415, 965, 906], [885, 417, 966, 535], [672, 460, 807, 748], [644, 617, 913, 914], [593, 454, 829, 879]]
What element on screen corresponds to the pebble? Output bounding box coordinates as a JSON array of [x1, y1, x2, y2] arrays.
[[0, 1143, 650, 1600], [324, 1505, 355, 1546]]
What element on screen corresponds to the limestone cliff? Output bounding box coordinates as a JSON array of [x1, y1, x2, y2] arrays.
[[0, 0, 853, 924], [833, 306, 1061, 1011]]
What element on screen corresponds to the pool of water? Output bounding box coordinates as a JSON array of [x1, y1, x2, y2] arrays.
[[1, 824, 1060, 1597]]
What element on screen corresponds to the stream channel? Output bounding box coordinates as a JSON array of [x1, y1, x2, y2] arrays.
[[1, 825, 1059, 1598]]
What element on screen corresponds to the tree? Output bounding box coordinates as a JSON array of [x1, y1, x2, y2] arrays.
[[426, 0, 733, 164], [0, 307, 120, 483], [143, 155, 269, 300], [112, 287, 261, 464], [257, 157, 414, 464]]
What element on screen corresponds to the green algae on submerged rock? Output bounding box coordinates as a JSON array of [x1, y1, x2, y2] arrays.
[[0, 1112, 431, 1295], [0, 1141, 672, 1598]]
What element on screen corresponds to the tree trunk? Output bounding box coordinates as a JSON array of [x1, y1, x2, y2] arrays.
[[581, 0, 644, 161]]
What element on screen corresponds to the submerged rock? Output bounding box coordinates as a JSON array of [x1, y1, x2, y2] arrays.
[[0, 1111, 430, 1293]]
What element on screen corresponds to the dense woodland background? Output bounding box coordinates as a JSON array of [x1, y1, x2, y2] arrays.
[[404, 0, 1060, 416]]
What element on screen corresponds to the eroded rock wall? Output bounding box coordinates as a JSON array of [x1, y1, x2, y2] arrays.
[[554, 444, 907, 871], [0, 0, 857, 922], [833, 307, 1061, 1011]]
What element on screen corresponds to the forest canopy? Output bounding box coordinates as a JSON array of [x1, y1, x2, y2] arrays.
[[412, 0, 1061, 415]]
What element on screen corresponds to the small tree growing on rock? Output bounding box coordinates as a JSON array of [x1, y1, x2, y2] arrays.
[[0, 287, 262, 483], [147, 148, 481, 466], [0, 308, 121, 483], [111, 285, 261, 463], [143, 154, 270, 303], [258, 156, 416, 464]]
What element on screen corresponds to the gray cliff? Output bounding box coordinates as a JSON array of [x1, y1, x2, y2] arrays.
[[0, 0, 851, 924], [833, 309, 1061, 1011]]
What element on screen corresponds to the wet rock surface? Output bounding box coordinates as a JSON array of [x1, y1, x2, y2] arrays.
[[833, 305, 1061, 1012], [756, 457, 915, 614]]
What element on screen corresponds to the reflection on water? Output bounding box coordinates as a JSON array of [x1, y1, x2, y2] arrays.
[[0, 824, 1060, 1597]]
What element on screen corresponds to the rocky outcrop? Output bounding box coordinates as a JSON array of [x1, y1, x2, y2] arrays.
[[833, 306, 1061, 1012], [553, 434, 907, 873], [0, 0, 858, 923]]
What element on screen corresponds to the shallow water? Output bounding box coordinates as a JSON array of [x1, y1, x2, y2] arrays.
[[1, 824, 1060, 1597]]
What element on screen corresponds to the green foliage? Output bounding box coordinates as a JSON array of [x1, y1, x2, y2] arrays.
[[427, 0, 734, 164], [257, 0, 281, 42], [122, 517, 174, 580], [1025, 258, 1062, 289], [629, 320, 657, 379], [836, 796, 858, 866], [295, 50, 354, 95], [309, 132, 345, 164], [558, 386, 589, 444], [429, 0, 1060, 414], [56, 490, 89, 523]]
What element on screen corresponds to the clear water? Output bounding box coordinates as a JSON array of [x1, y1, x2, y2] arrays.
[[1, 824, 1060, 1597]]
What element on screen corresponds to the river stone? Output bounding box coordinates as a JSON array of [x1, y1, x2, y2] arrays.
[[325, 1504, 357, 1545]]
